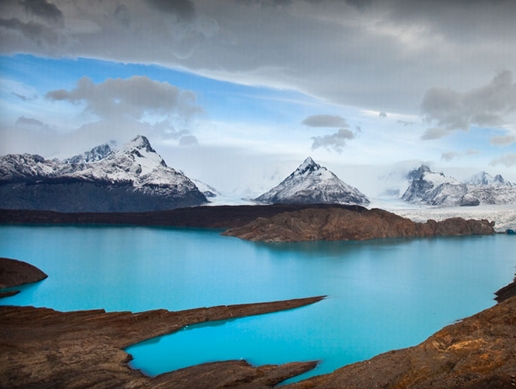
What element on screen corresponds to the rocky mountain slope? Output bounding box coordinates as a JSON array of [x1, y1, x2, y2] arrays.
[[0, 136, 207, 212], [402, 164, 516, 206], [223, 207, 494, 242], [254, 157, 369, 206]]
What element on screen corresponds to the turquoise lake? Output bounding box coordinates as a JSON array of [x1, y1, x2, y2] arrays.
[[1, 225, 515, 382]]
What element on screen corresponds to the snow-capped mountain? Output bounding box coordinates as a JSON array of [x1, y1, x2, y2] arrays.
[[402, 165, 516, 206], [0, 136, 207, 212], [466, 171, 513, 187], [254, 157, 370, 206]]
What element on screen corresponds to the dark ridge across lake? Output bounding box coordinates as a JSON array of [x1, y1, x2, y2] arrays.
[[0, 204, 367, 228]]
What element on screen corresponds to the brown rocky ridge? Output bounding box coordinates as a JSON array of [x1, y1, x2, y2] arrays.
[[223, 207, 495, 242], [0, 257, 48, 298], [0, 295, 324, 388]]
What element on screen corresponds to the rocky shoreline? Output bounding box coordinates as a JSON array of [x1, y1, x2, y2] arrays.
[[1, 212, 514, 388], [223, 207, 495, 242], [0, 265, 324, 389]]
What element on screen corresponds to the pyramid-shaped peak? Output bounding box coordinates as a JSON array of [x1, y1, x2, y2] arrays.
[[297, 157, 322, 173], [126, 135, 155, 153]]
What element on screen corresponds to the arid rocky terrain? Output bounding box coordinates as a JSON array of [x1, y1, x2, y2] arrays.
[[223, 207, 495, 242]]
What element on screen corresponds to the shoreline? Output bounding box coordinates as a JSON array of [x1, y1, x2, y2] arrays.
[[1, 234, 516, 387]]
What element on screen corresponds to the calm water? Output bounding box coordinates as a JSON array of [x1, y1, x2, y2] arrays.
[[1, 225, 514, 382]]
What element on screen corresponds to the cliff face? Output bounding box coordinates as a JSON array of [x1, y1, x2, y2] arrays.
[[223, 207, 495, 242], [287, 295, 516, 389]]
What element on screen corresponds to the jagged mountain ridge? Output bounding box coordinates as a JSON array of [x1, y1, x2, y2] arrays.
[[0, 136, 207, 212], [254, 157, 370, 206], [402, 165, 516, 206]]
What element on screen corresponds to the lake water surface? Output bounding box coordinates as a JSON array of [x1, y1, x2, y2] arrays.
[[1, 225, 514, 382]]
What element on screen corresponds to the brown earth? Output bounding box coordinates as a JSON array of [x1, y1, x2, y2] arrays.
[[223, 207, 495, 242], [0, 257, 48, 289], [285, 295, 516, 389], [0, 297, 324, 389]]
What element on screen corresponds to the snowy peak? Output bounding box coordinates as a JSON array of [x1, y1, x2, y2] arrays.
[[466, 171, 513, 187], [402, 164, 516, 206], [64, 141, 116, 164], [254, 157, 369, 206], [0, 135, 207, 212]]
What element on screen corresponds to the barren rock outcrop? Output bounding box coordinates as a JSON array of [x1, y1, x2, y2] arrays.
[[223, 207, 495, 242], [0, 297, 323, 388], [0, 257, 47, 289]]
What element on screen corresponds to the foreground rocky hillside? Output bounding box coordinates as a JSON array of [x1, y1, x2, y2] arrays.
[[223, 207, 495, 242], [0, 136, 207, 212], [1, 257, 515, 388]]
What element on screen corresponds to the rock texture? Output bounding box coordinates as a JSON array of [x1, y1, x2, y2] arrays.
[[0, 297, 323, 389], [0, 257, 47, 289], [223, 207, 495, 242], [285, 296, 516, 389]]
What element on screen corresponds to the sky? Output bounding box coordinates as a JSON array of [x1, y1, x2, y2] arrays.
[[1, 0, 516, 197]]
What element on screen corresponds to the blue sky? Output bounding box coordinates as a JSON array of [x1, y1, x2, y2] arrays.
[[1, 1, 516, 195]]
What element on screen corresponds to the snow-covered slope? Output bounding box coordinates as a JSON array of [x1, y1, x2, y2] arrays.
[[254, 157, 369, 206], [402, 165, 516, 206], [0, 136, 207, 212]]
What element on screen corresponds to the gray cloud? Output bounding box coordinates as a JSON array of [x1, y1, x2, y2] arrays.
[[145, 0, 196, 21], [420, 127, 452, 140], [311, 128, 355, 153], [490, 153, 516, 168], [379, 112, 387, 118], [46, 76, 202, 120], [0, 17, 61, 46], [421, 71, 516, 134], [179, 135, 199, 146], [490, 134, 516, 146], [441, 149, 479, 161], [20, 0, 63, 26], [301, 114, 347, 127], [15, 116, 45, 127], [440, 151, 459, 162], [1, 1, 516, 116], [397, 120, 413, 127]]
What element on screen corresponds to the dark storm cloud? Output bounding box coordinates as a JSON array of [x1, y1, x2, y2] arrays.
[[145, 0, 196, 21], [20, 0, 63, 26], [421, 70, 516, 133], [311, 128, 355, 153], [0, 17, 61, 46], [45, 76, 202, 120], [301, 114, 348, 128]]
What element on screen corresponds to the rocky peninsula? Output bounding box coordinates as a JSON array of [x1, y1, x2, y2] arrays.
[[0, 257, 48, 298], [223, 207, 495, 242]]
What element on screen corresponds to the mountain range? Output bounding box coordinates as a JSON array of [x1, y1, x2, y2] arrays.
[[1, 137, 515, 212], [0, 136, 207, 212], [402, 164, 516, 206]]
